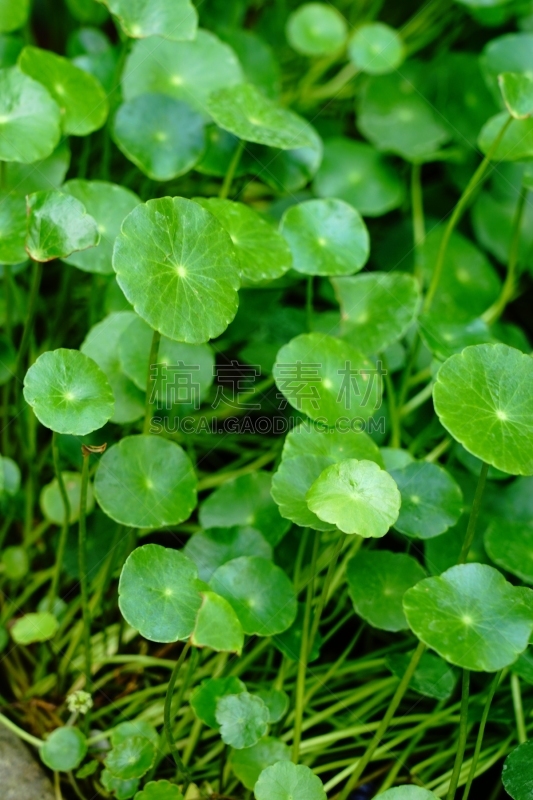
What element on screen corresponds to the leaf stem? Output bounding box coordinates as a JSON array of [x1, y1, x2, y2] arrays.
[[458, 461, 489, 564], [0, 711, 43, 748], [511, 672, 527, 744], [48, 431, 71, 606], [78, 447, 93, 706], [462, 670, 502, 800], [308, 534, 346, 656], [337, 639, 426, 800], [15, 259, 42, 381], [411, 162, 426, 257], [424, 114, 512, 313], [446, 669, 471, 800], [219, 139, 245, 199], [164, 640, 192, 781], [143, 328, 161, 435]]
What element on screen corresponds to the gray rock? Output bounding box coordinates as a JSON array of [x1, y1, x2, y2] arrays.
[[0, 724, 54, 799]]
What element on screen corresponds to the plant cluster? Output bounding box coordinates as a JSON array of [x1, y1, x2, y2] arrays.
[[2, 0, 533, 799]]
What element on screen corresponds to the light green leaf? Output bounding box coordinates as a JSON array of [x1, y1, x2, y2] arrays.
[[184, 526, 272, 583], [433, 343, 533, 475], [219, 29, 280, 99], [333, 272, 420, 355], [306, 459, 400, 536], [419, 315, 492, 362], [190, 676, 246, 729], [113, 94, 205, 181], [3, 142, 70, 194], [18, 46, 108, 135], [207, 83, 317, 150], [502, 740, 533, 800], [254, 762, 326, 800], [216, 692, 269, 749], [41, 727, 87, 772], [63, 180, 141, 275], [347, 550, 426, 631], [282, 421, 384, 465], [280, 198, 369, 277], [40, 471, 94, 525], [386, 650, 457, 701], [210, 556, 297, 636], [2, 546, 28, 580], [391, 462, 463, 539], [485, 520, 533, 584], [0, 193, 26, 264], [194, 198, 292, 284], [122, 31, 244, 115], [481, 32, 533, 100], [111, 722, 159, 748], [272, 455, 338, 531], [192, 591, 244, 654], [118, 544, 202, 643], [12, 611, 59, 644], [286, 3, 347, 57], [499, 72, 533, 119], [232, 738, 290, 791], [0, 0, 30, 33], [479, 111, 533, 161], [23, 348, 115, 435], [105, 737, 156, 780], [348, 23, 404, 76], [112, 197, 240, 344], [403, 563, 533, 671], [134, 781, 184, 800], [94, 435, 197, 528], [256, 690, 289, 724], [314, 137, 404, 217], [0, 67, 61, 163], [26, 190, 99, 262], [101, 770, 139, 800], [379, 790, 438, 800], [104, 0, 197, 41], [273, 333, 380, 427]]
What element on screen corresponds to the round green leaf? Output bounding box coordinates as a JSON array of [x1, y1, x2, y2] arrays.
[[379, 790, 437, 800], [273, 333, 380, 427], [481, 32, 533, 99], [306, 459, 401, 536], [26, 190, 100, 262], [199, 472, 289, 547], [194, 198, 292, 284], [2, 546, 28, 580], [0, 0, 30, 33], [248, 135, 323, 194], [41, 727, 87, 772], [333, 272, 420, 355], [113, 196, 240, 344], [111, 722, 159, 748], [433, 344, 533, 475], [18, 46, 108, 135], [0, 66, 60, 163], [216, 692, 269, 750], [254, 762, 326, 800], [80, 312, 145, 425], [391, 462, 463, 540], [101, 770, 139, 800], [12, 611, 59, 644], [386, 650, 457, 701], [122, 31, 244, 115], [113, 94, 205, 182], [272, 455, 338, 531], [502, 740, 533, 800], [232, 737, 290, 791], [0, 193, 26, 264], [219, 28, 279, 99], [184, 526, 272, 582], [280, 199, 369, 277], [485, 520, 533, 584], [40, 471, 94, 525], [134, 781, 183, 800], [358, 72, 451, 162], [314, 137, 404, 217], [286, 3, 347, 57], [348, 23, 405, 76], [274, 602, 323, 663], [192, 591, 244, 654], [256, 690, 289, 724], [207, 83, 317, 150], [118, 544, 202, 642], [419, 315, 492, 362], [190, 676, 246, 729], [104, 0, 197, 41], [499, 72, 533, 119], [23, 348, 115, 435], [63, 180, 141, 275], [347, 550, 426, 631], [3, 141, 71, 194], [0, 454, 20, 495], [282, 421, 384, 464], [95, 435, 197, 528], [105, 737, 156, 780], [403, 563, 533, 671], [210, 556, 297, 636], [478, 112, 533, 162]]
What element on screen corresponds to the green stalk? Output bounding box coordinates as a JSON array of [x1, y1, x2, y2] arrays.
[[337, 640, 426, 800], [0, 712, 43, 748], [458, 461, 489, 564], [462, 670, 502, 800], [143, 328, 161, 435], [78, 447, 93, 705], [308, 535, 346, 656], [164, 640, 192, 781], [411, 162, 426, 270], [48, 431, 71, 606], [14, 259, 43, 382], [446, 669, 471, 800], [484, 186, 528, 324], [511, 672, 527, 744], [424, 114, 513, 314], [292, 531, 319, 763], [219, 139, 245, 199], [2, 261, 12, 455]]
